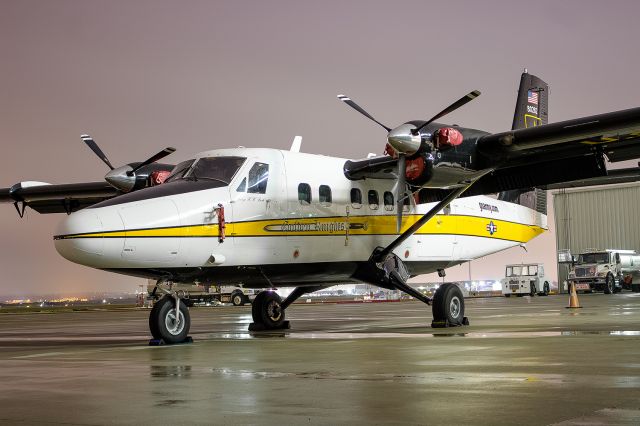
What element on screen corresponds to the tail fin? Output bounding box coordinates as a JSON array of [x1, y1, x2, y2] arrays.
[[498, 70, 549, 214], [511, 70, 549, 129]]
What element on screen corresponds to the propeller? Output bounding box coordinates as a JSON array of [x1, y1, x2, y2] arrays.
[[81, 134, 115, 170], [396, 154, 406, 233], [81, 134, 176, 192], [338, 90, 480, 233]]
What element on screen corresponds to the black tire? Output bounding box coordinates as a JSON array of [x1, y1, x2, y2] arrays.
[[432, 283, 465, 325], [530, 284, 536, 297], [632, 283, 640, 293], [543, 282, 550, 296], [504, 294, 511, 298], [148, 299, 162, 340], [604, 274, 614, 294], [231, 291, 245, 306], [251, 291, 285, 329], [149, 296, 191, 344]]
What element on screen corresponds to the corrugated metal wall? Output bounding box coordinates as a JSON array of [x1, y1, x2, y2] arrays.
[[553, 183, 640, 290]]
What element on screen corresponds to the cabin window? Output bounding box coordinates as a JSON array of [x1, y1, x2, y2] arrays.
[[368, 190, 379, 210], [350, 188, 362, 209], [319, 185, 332, 206], [236, 177, 246, 192], [247, 162, 269, 194], [298, 183, 311, 205], [383, 191, 394, 211], [402, 193, 410, 212]]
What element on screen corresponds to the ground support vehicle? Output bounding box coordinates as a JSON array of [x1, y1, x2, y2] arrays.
[[147, 281, 256, 306], [501, 264, 551, 297], [567, 250, 639, 294]]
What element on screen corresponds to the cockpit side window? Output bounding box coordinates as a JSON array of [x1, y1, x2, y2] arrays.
[[236, 177, 247, 192], [247, 162, 269, 194]]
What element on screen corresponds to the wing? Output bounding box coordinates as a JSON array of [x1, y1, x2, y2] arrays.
[[478, 106, 640, 163], [1, 181, 120, 215]]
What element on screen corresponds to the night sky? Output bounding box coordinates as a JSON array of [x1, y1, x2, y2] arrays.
[[2, 0, 640, 296]]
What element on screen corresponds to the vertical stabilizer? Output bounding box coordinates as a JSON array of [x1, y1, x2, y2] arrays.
[[499, 71, 550, 213], [511, 70, 549, 130]]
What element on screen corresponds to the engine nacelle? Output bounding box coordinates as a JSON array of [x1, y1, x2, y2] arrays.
[[434, 127, 463, 150], [405, 153, 434, 186]]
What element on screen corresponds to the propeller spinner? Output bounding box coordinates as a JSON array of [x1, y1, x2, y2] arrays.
[[337, 90, 480, 232], [81, 134, 176, 192]]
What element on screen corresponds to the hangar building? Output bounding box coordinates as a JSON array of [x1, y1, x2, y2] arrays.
[[553, 182, 640, 291]]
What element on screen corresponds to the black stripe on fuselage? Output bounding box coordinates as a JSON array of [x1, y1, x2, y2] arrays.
[[88, 179, 225, 209]]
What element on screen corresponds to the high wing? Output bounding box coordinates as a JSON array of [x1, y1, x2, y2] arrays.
[[469, 106, 640, 196], [0, 134, 178, 216], [478, 106, 640, 162], [0, 181, 120, 215], [345, 106, 640, 199]]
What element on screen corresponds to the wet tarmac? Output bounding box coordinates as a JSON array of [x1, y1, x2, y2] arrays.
[[1, 293, 640, 425]]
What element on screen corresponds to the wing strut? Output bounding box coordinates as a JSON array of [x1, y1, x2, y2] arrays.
[[373, 171, 490, 262]]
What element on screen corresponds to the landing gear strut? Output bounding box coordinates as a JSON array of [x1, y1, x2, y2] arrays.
[[148, 282, 192, 345]]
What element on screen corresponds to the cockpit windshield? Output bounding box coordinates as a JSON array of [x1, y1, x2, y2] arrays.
[[166, 156, 246, 185], [165, 159, 195, 183]]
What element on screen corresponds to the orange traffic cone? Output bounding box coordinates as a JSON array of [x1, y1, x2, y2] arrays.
[[566, 282, 582, 309]]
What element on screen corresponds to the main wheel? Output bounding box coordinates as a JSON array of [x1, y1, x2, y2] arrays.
[[252, 291, 285, 329], [632, 283, 640, 293], [604, 273, 614, 294], [530, 284, 536, 297], [149, 299, 162, 339], [543, 282, 550, 296], [432, 283, 465, 326], [231, 291, 245, 306], [504, 294, 511, 298], [149, 296, 191, 344]]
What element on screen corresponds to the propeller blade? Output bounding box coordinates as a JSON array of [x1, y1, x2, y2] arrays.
[[129, 147, 176, 174], [414, 90, 481, 134], [82, 134, 115, 170], [337, 94, 391, 132], [396, 154, 406, 233]]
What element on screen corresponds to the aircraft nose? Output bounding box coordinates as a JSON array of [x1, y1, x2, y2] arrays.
[[54, 209, 105, 265]]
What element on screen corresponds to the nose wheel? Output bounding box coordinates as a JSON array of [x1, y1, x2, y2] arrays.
[[149, 294, 192, 345]]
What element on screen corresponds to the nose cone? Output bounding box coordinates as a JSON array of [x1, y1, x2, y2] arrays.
[[54, 209, 105, 266], [387, 123, 422, 155]]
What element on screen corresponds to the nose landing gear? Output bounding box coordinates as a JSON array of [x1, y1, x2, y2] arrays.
[[148, 282, 192, 345]]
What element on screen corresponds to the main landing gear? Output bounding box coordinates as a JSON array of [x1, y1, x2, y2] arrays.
[[148, 282, 192, 345], [248, 286, 325, 331]]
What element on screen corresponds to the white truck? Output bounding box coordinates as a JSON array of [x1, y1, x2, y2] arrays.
[[501, 263, 551, 297], [147, 281, 257, 306], [567, 249, 640, 294]]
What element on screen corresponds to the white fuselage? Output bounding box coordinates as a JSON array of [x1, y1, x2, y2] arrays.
[[53, 148, 547, 287]]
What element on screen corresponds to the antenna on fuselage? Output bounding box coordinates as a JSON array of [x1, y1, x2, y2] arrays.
[[290, 136, 302, 152]]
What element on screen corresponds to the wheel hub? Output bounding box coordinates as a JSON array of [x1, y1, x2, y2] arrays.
[[266, 300, 282, 321], [449, 296, 461, 319], [165, 308, 185, 336]]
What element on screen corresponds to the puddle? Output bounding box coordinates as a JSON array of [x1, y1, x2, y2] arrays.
[[202, 330, 640, 340]]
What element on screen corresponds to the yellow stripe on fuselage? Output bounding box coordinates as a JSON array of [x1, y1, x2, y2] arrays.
[[55, 215, 545, 244]]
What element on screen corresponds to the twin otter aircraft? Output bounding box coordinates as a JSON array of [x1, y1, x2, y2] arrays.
[[4, 71, 640, 343]]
